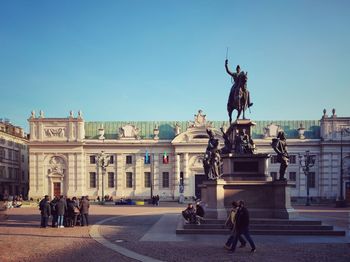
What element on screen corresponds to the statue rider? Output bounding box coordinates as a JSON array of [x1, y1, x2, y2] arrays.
[[225, 59, 253, 107], [225, 60, 253, 122]]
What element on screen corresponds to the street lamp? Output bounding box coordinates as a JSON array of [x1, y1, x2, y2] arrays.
[[299, 150, 316, 206], [96, 151, 110, 204], [336, 126, 350, 207]]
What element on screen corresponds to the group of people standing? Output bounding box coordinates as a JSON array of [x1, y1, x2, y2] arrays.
[[39, 195, 90, 228], [151, 195, 160, 206]]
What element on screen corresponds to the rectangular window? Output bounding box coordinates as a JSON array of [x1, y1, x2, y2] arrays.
[[289, 172, 296, 188], [289, 172, 296, 181], [22, 154, 24, 163], [144, 172, 151, 188], [8, 167, 12, 179], [0, 147, 4, 162], [270, 172, 277, 181], [22, 171, 25, 180], [126, 155, 132, 164], [108, 172, 114, 188], [271, 155, 278, 164], [90, 155, 96, 164], [308, 172, 316, 188], [109, 155, 114, 164], [289, 155, 296, 164], [162, 172, 169, 188], [126, 172, 133, 188], [15, 169, 19, 180], [14, 151, 19, 161], [89, 172, 96, 188], [0, 167, 4, 178]]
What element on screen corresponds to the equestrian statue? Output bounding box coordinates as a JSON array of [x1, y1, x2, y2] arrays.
[[225, 59, 253, 123]]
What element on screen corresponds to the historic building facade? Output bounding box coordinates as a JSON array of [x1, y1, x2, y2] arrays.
[[28, 109, 350, 203], [0, 120, 29, 197]]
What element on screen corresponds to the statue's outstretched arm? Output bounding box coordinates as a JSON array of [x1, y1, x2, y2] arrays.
[[225, 60, 235, 77]]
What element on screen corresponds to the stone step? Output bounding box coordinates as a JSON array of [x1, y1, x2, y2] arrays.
[[203, 219, 322, 225], [176, 228, 346, 236], [184, 224, 334, 231]]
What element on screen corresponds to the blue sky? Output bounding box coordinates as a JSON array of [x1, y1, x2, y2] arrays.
[[0, 0, 349, 131]]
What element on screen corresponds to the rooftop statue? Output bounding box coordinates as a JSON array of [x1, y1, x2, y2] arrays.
[[225, 59, 253, 123]]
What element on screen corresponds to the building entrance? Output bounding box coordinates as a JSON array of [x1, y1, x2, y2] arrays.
[[53, 182, 61, 197]]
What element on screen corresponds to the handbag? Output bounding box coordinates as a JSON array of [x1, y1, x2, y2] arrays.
[[73, 206, 80, 214]]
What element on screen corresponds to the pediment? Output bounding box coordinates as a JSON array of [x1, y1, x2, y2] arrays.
[[171, 127, 222, 144]]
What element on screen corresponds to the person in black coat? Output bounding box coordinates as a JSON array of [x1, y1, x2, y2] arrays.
[[196, 203, 205, 218], [79, 196, 90, 226], [182, 203, 198, 224], [229, 200, 256, 253], [39, 195, 51, 228], [71, 197, 80, 227], [56, 195, 67, 228], [50, 196, 58, 227]]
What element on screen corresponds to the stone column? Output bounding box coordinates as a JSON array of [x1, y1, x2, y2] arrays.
[[134, 154, 142, 194], [28, 152, 38, 198], [116, 154, 124, 197], [37, 153, 45, 196], [77, 120, 85, 141], [76, 153, 84, 196], [153, 153, 159, 195], [66, 154, 75, 196], [174, 154, 181, 198], [38, 122, 43, 141], [30, 122, 36, 141], [183, 153, 191, 197], [68, 121, 73, 142]]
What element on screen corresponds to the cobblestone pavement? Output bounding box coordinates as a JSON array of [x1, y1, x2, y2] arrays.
[[1, 204, 349, 262]]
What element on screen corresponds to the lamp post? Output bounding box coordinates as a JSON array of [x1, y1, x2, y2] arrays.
[[299, 150, 315, 206], [336, 127, 350, 207], [96, 151, 110, 204]]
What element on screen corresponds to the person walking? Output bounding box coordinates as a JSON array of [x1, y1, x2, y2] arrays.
[[56, 195, 67, 228], [79, 196, 90, 226], [39, 195, 51, 228], [229, 200, 256, 253], [224, 201, 246, 250]]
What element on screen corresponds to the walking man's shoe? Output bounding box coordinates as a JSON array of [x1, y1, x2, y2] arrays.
[[251, 248, 256, 253], [224, 244, 231, 250]]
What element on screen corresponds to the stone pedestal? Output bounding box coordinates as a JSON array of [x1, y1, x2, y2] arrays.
[[201, 179, 298, 219], [200, 119, 298, 219], [222, 153, 271, 181], [199, 179, 227, 219]]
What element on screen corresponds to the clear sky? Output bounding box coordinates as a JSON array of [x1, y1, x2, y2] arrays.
[[0, 0, 349, 131]]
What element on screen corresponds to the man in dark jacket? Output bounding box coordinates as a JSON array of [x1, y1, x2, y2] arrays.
[[79, 196, 90, 226], [39, 195, 51, 228], [50, 196, 58, 227], [56, 195, 67, 228], [229, 200, 256, 253]]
